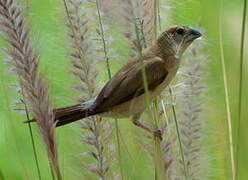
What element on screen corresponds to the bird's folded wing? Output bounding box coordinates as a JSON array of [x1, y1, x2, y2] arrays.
[[92, 57, 168, 112]]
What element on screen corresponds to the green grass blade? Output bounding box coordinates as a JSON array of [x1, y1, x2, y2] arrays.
[[219, 0, 236, 179], [236, 0, 247, 179]]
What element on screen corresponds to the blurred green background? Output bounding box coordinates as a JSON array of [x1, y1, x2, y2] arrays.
[[0, 0, 247, 179]]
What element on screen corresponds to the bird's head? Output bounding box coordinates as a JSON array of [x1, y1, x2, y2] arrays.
[[157, 25, 202, 58]]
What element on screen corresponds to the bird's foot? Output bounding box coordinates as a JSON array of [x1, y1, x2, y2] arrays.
[[153, 129, 163, 141], [132, 120, 163, 141]]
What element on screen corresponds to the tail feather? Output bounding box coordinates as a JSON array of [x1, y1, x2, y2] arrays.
[[25, 103, 98, 127], [54, 104, 96, 127]]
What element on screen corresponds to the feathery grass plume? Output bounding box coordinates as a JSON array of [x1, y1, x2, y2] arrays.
[[64, 0, 114, 179], [120, 0, 140, 56], [65, 0, 98, 101], [0, 0, 61, 179], [173, 41, 207, 179], [121, 0, 156, 45], [140, 0, 156, 45], [120, 0, 153, 55]]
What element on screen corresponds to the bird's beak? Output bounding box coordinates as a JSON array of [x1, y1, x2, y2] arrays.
[[186, 27, 202, 42]]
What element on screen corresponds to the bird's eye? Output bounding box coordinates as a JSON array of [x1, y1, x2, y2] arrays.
[[176, 28, 185, 35]]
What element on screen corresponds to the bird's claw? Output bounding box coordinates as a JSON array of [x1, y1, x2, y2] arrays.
[[153, 129, 163, 141]]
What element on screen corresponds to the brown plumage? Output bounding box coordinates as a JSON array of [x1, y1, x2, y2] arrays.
[[29, 25, 202, 128]]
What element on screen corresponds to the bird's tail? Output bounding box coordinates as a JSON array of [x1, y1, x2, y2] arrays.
[[54, 103, 97, 127], [25, 103, 97, 127]]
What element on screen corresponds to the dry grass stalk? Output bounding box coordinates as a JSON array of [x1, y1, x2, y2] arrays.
[[124, 0, 157, 43], [64, 0, 114, 179], [0, 0, 61, 178]]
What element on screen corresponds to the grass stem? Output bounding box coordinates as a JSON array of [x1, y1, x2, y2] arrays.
[[19, 90, 42, 180], [96, 0, 111, 78], [153, 0, 158, 41], [134, 21, 150, 104], [49, 163, 55, 180], [95, 1, 123, 179], [219, 1, 236, 179], [134, 13, 165, 180], [27, 121, 42, 180], [114, 120, 125, 180], [153, 99, 166, 180], [169, 87, 189, 180], [157, 0, 162, 32], [235, 0, 247, 179]]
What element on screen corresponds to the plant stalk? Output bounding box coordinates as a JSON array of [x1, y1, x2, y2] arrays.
[[235, 0, 247, 179], [219, 1, 236, 179], [169, 87, 189, 180], [95, 1, 124, 179]]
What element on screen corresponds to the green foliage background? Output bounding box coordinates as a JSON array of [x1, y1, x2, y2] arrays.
[[0, 0, 247, 179]]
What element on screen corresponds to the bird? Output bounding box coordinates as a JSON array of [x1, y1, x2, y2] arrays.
[[28, 25, 202, 135]]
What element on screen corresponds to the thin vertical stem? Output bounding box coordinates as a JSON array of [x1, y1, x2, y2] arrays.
[[16, 89, 42, 180], [24, 104, 42, 180], [236, 0, 247, 179], [169, 87, 189, 180], [219, 1, 236, 179], [49, 163, 55, 180], [95, 0, 111, 78], [157, 0, 162, 32], [95, 1, 123, 179], [139, 20, 148, 49], [134, 22, 149, 102], [114, 120, 124, 180], [153, 100, 166, 180], [153, 0, 157, 41], [25, 0, 29, 16]]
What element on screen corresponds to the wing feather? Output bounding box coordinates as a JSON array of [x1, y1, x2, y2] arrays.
[[93, 57, 168, 112]]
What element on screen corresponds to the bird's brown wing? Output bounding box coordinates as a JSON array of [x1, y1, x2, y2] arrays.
[[92, 57, 168, 112]]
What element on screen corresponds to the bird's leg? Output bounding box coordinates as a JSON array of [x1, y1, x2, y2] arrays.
[[131, 115, 163, 140], [132, 118, 151, 133]]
